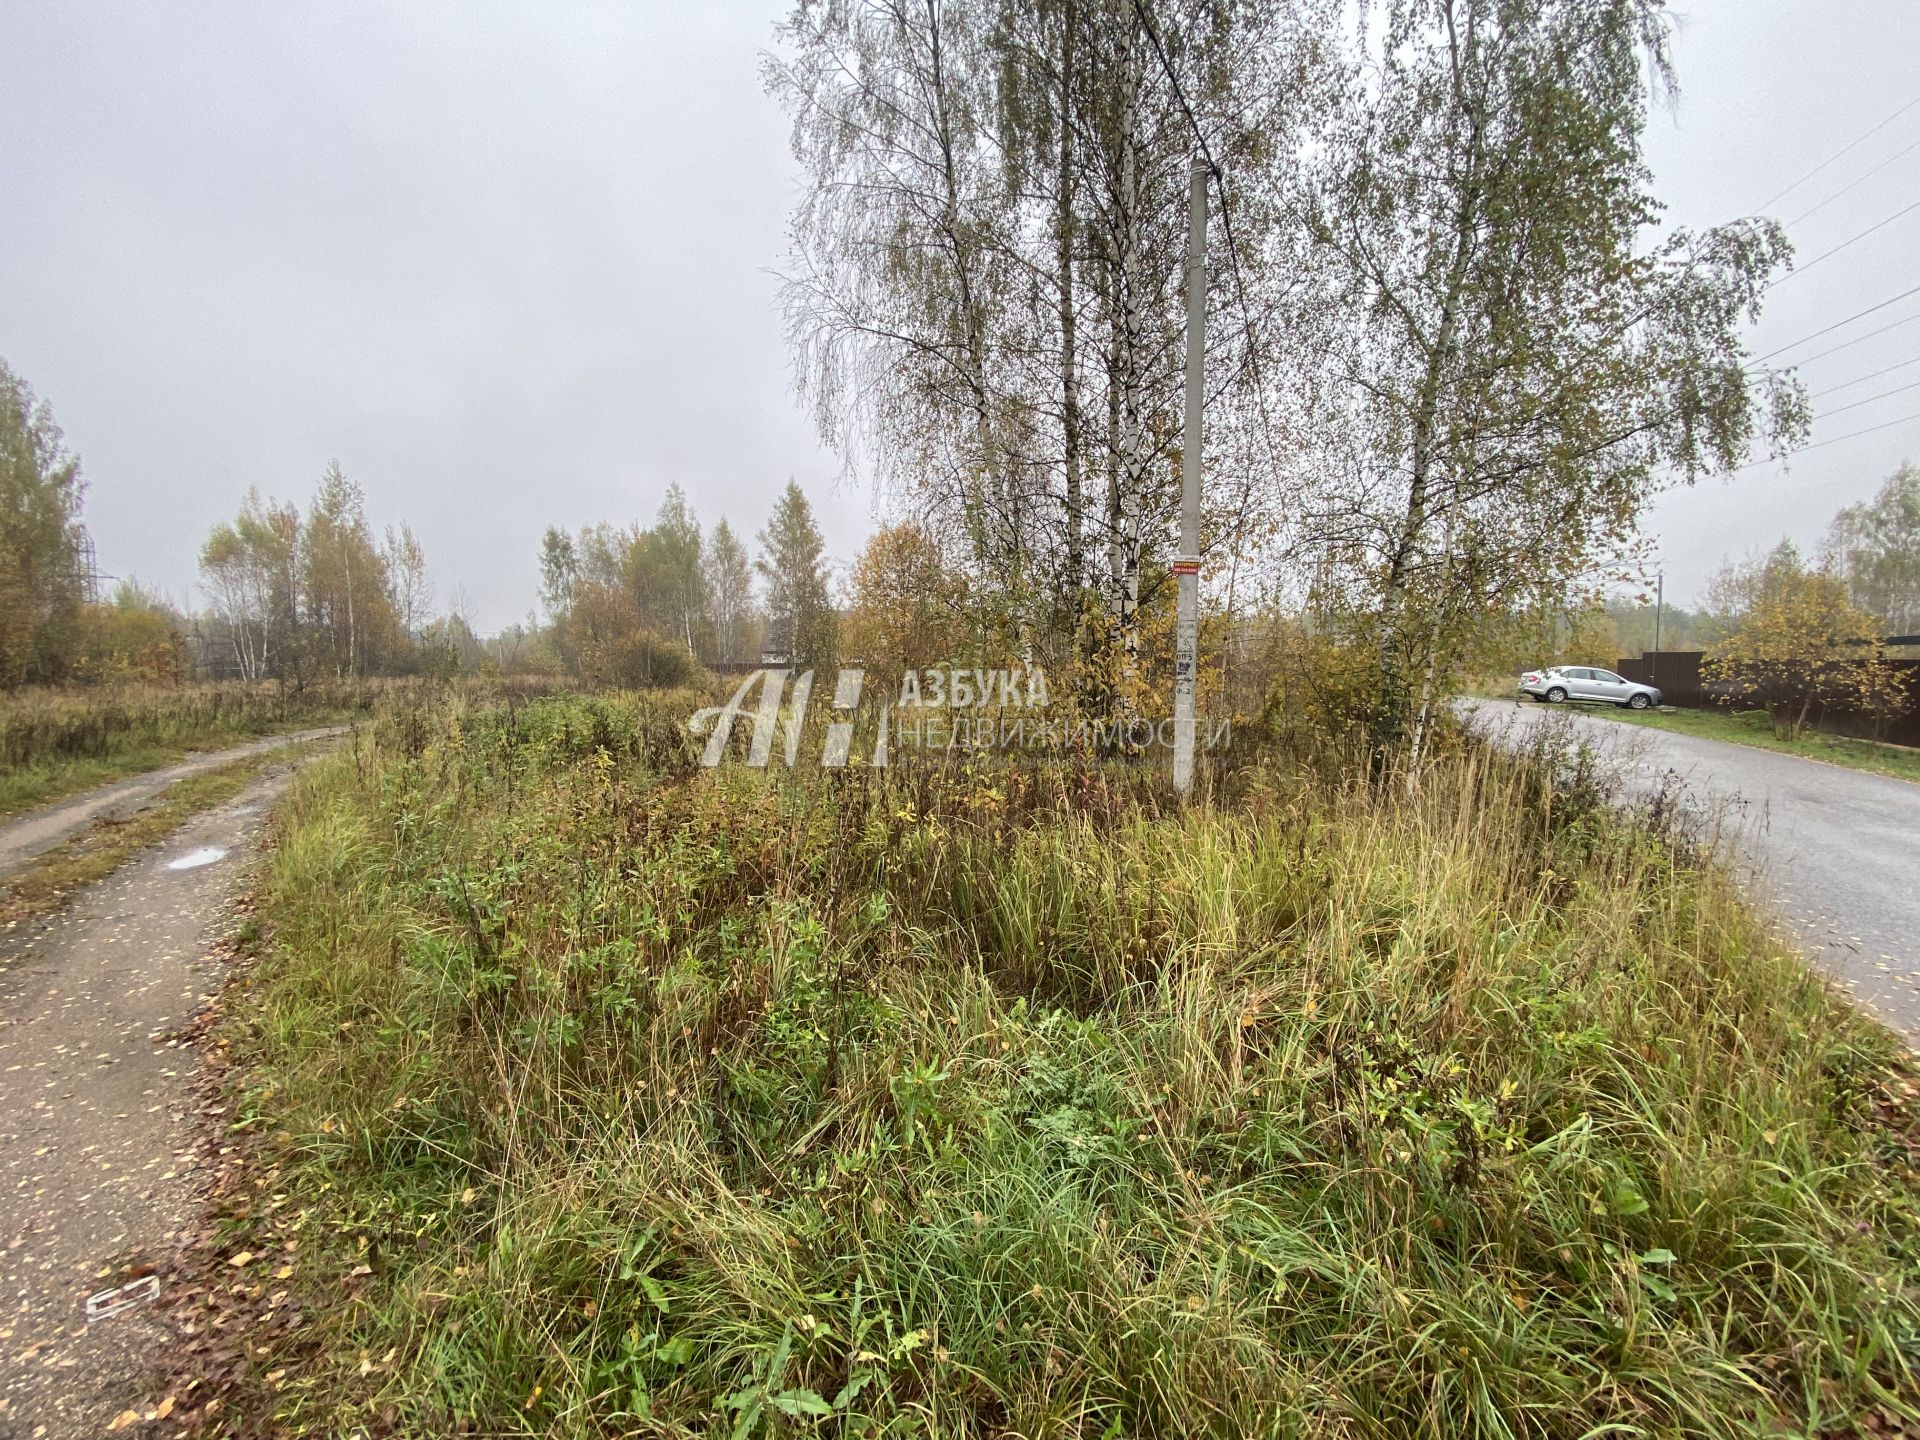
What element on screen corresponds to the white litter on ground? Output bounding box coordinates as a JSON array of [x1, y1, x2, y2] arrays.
[[165, 847, 227, 871]]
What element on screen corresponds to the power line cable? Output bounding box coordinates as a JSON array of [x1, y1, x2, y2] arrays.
[[1818, 376, 1920, 418], [1768, 197, 1920, 288], [1789, 310, 1920, 369], [1128, 0, 1220, 180], [1784, 133, 1920, 229], [1810, 353, 1920, 398], [1735, 408, 1920, 471], [1755, 283, 1920, 361], [1754, 93, 1920, 214]]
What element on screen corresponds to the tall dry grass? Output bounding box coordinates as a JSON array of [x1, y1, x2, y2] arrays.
[[217, 690, 1920, 1437], [0, 674, 572, 816]]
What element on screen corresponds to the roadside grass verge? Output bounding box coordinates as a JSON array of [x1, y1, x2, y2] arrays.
[[0, 744, 321, 926], [1590, 703, 1920, 785], [0, 675, 571, 819], [0, 742, 297, 823], [0, 681, 366, 819], [205, 692, 1920, 1437]]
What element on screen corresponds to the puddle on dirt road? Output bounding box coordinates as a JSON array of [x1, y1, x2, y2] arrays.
[[165, 847, 228, 871]]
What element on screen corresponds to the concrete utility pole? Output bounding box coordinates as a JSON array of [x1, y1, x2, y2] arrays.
[[1652, 573, 1664, 683], [1172, 155, 1207, 797]]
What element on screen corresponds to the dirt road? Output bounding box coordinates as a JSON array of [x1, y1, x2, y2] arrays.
[[0, 763, 300, 1438], [0, 729, 342, 883]]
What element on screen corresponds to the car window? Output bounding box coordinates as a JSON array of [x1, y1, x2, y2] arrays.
[[1567, 668, 1591, 679], [1596, 670, 1621, 683]]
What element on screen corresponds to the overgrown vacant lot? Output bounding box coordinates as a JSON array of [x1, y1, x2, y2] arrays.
[[214, 693, 1920, 1437]]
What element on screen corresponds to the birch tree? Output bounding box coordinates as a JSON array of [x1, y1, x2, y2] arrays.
[[304, 464, 400, 677], [383, 524, 433, 641], [769, 0, 1017, 585], [199, 488, 300, 682], [642, 484, 708, 657], [1825, 464, 1920, 635], [707, 519, 757, 663], [769, 0, 1316, 685], [1291, 0, 1806, 754]]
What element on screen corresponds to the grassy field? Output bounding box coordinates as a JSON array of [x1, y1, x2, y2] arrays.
[[0, 680, 374, 819], [0, 675, 571, 820], [1589, 703, 1920, 785], [196, 691, 1920, 1437]]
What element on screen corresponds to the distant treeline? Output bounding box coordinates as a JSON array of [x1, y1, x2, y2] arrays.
[[0, 360, 182, 686], [0, 353, 854, 692], [532, 480, 829, 688]]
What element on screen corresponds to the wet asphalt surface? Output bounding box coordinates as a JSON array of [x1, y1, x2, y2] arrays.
[[0, 729, 341, 883], [1467, 699, 1920, 1043], [0, 768, 291, 1439]]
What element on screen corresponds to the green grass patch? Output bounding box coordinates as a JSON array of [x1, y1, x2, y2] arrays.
[[207, 692, 1920, 1438], [1589, 703, 1920, 785]]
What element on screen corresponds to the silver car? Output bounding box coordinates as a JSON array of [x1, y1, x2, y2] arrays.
[[1518, 665, 1661, 709]]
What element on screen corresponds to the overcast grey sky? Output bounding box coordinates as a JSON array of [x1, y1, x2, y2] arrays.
[[2, 2, 1916, 628], [1, 2, 852, 632], [1640, 1, 1920, 607]]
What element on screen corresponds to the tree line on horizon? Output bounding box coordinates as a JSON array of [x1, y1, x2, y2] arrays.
[[189, 471, 858, 690], [1530, 465, 1920, 670], [0, 347, 955, 693], [1593, 466, 1920, 740], [5, 342, 1919, 726], [0, 351, 867, 693]]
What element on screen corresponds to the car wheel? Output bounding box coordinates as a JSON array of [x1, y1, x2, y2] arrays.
[[1627, 693, 1651, 710], [1545, 686, 1567, 703]]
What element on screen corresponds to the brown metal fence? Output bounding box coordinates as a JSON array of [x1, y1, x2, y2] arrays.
[[1616, 648, 1920, 747]]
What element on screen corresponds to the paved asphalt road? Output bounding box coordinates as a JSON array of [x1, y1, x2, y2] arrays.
[[1465, 698, 1920, 1041], [0, 728, 343, 883]]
